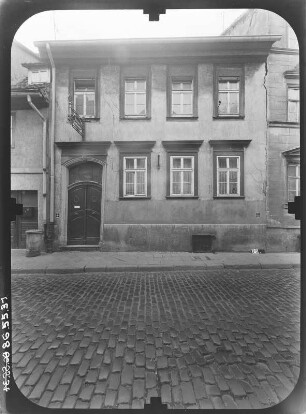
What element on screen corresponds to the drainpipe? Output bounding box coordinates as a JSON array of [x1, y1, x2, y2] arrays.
[[27, 95, 47, 225], [45, 43, 56, 251], [46, 43, 55, 224]]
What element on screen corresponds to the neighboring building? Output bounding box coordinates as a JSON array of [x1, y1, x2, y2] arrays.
[[32, 35, 279, 252], [11, 41, 50, 248], [223, 9, 300, 251]]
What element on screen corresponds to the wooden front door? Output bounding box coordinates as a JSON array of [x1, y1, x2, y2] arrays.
[[67, 183, 101, 245]]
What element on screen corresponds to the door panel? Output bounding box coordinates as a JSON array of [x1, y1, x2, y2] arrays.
[[68, 186, 86, 244], [86, 186, 101, 244], [67, 184, 101, 245]]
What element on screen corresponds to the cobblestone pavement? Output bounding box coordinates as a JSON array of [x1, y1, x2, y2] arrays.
[[12, 269, 300, 409]]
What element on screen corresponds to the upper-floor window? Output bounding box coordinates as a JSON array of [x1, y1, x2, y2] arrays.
[[74, 79, 96, 118], [170, 156, 194, 196], [124, 79, 147, 117], [217, 156, 240, 196], [288, 164, 300, 202], [288, 87, 300, 122], [218, 78, 240, 116], [214, 66, 245, 118], [171, 80, 193, 116], [28, 68, 50, 85], [123, 156, 147, 197]]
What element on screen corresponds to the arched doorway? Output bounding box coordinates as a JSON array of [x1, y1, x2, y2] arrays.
[[67, 162, 102, 245]]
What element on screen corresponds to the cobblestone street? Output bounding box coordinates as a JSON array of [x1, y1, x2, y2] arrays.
[[12, 269, 300, 409]]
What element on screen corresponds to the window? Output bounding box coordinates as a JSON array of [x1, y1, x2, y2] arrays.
[[124, 79, 146, 117], [162, 140, 203, 198], [288, 87, 300, 122], [217, 156, 240, 196], [123, 157, 147, 197], [218, 78, 240, 116], [209, 140, 251, 198], [170, 156, 194, 196], [214, 66, 245, 118], [28, 68, 50, 85], [10, 112, 15, 148], [74, 79, 96, 118], [288, 164, 300, 202], [115, 141, 155, 199], [171, 80, 193, 116]]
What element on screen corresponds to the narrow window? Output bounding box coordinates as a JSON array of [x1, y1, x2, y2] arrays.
[[217, 156, 240, 196], [11, 112, 15, 148], [124, 79, 146, 117], [288, 164, 300, 201], [123, 157, 147, 197], [218, 77, 240, 116], [171, 80, 193, 116], [74, 79, 96, 118], [288, 87, 300, 122], [170, 156, 194, 196]]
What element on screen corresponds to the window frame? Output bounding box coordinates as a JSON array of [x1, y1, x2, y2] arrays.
[[123, 156, 148, 198], [116, 141, 155, 200], [73, 78, 96, 119], [287, 85, 300, 123], [213, 65, 245, 119], [124, 78, 147, 118], [216, 155, 241, 197], [167, 74, 198, 119], [162, 141, 203, 199], [69, 69, 99, 121], [209, 140, 251, 199], [287, 163, 300, 202], [170, 155, 195, 197], [120, 69, 151, 120]]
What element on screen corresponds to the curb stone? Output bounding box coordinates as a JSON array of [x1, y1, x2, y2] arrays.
[[11, 263, 300, 275]]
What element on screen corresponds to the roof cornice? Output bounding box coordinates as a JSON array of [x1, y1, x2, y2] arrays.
[[35, 36, 281, 64]]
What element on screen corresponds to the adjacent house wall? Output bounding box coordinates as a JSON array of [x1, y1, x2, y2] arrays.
[[223, 9, 300, 251]]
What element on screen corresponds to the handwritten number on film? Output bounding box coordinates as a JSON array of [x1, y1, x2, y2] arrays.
[[1, 298, 10, 391]]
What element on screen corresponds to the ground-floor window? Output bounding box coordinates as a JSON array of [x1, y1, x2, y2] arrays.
[[123, 156, 147, 197], [170, 156, 194, 196], [217, 156, 240, 196], [288, 163, 300, 201]]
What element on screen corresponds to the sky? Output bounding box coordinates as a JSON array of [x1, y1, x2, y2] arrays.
[[14, 9, 247, 52]]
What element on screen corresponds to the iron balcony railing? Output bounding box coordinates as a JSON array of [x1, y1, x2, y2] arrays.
[[68, 95, 85, 139]]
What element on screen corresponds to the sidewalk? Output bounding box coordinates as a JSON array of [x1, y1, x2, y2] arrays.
[[11, 249, 300, 274]]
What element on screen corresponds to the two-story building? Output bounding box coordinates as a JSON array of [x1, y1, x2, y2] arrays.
[[32, 35, 280, 252], [223, 9, 300, 251]]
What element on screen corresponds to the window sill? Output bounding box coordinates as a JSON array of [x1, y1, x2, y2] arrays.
[[213, 115, 245, 120], [166, 196, 199, 199], [166, 116, 198, 121], [213, 196, 245, 199], [119, 196, 151, 200], [268, 121, 300, 128], [120, 117, 151, 121]]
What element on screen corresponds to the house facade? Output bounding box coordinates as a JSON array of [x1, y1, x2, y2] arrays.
[[32, 35, 282, 252], [223, 9, 300, 251], [11, 41, 50, 248]]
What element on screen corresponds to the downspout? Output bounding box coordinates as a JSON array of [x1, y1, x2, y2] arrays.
[[46, 43, 55, 224], [26, 95, 47, 225]]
